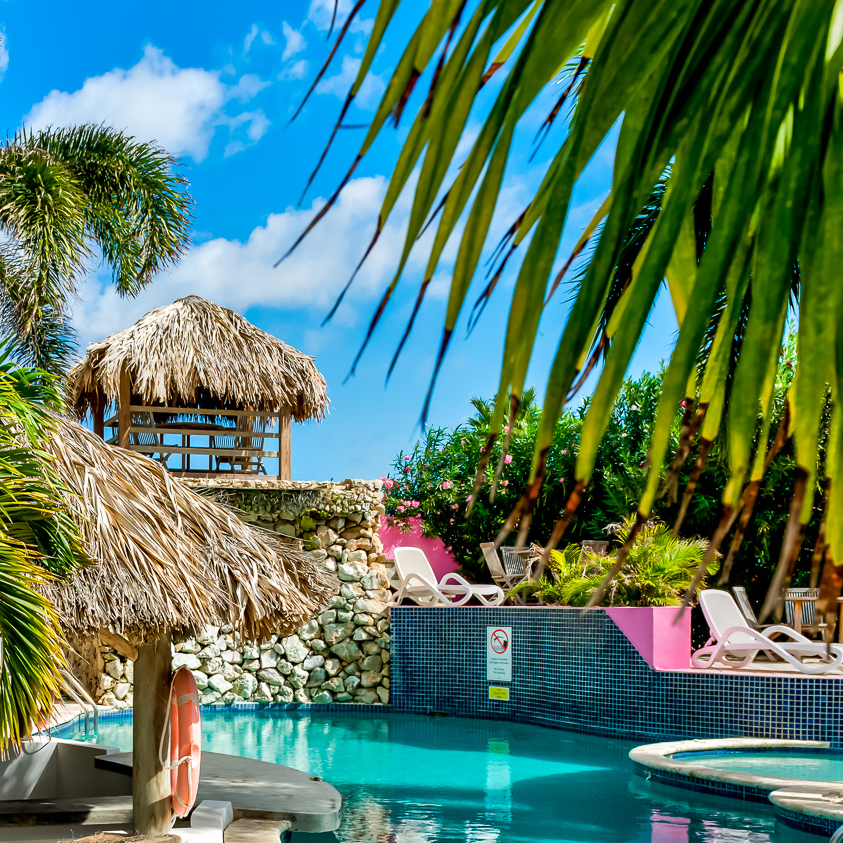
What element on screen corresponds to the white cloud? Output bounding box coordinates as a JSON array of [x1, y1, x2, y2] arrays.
[[0, 32, 8, 84], [24, 45, 269, 162], [281, 22, 307, 61], [279, 60, 308, 81], [307, 0, 372, 34], [245, 24, 275, 55], [70, 174, 433, 348], [316, 55, 384, 109]]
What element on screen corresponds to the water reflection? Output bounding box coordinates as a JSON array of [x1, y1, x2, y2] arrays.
[[59, 712, 821, 843]]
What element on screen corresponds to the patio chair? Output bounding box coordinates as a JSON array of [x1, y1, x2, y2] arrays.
[[214, 417, 267, 474], [783, 587, 828, 635], [129, 412, 171, 464], [388, 547, 505, 607], [480, 543, 531, 604], [691, 589, 843, 675], [732, 586, 787, 632]]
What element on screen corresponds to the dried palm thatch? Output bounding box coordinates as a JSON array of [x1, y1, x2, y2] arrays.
[[40, 417, 337, 641], [67, 296, 329, 421]]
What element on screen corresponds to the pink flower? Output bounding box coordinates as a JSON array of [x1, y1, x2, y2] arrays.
[[452, 504, 459, 510], [384, 478, 394, 488], [404, 455, 411, 461], [402, 500, 411, 506], [441, 481, 453, 490], [504, 454, 513, 464], [561, 449, 568, 455], [397, 505, 405, 512], [412, 501, 420, 508], [504, 425, 510, 433], [559, 478, 564, 483], [502, 480, 509, 487], [450, 518, 455, 524], [461, 439, 465, 446], [466, 494, 474, 502]]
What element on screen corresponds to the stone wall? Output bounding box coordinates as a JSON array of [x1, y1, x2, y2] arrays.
[[76, 480, 394, 708]]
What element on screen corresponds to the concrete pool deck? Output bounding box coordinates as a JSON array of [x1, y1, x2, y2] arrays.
[[96, 750, 341, 834]]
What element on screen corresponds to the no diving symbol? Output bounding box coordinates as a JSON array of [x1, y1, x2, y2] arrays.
[[490, 628, 509, 655]]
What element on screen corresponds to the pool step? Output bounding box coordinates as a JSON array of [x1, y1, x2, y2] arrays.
[[0, 795, 133, 826], [224, 818, 292, 842]]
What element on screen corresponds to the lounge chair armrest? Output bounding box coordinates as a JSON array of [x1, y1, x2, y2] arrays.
[[440, 572, 472, 588], [762, 624, 813, 643], [401, 572, 441, 590]]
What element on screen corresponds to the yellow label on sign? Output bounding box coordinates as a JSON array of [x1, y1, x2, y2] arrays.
[[489, 686, 509, 700]]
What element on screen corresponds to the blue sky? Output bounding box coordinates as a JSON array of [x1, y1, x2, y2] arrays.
[[2, 0, 677, 480]]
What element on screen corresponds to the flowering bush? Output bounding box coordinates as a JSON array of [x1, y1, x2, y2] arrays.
[[383, 375, 679, 580], [383, 362, 812, 591]]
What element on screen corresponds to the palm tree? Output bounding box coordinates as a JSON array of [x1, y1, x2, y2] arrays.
[[0, 125, 191, 750], [0, 344, 85, 753], [292, 1, 843, 620], [0, 125, 192, 373]]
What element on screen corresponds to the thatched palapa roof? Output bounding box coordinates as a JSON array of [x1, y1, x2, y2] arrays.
[[41, 418, 336, 640], [68, 296, 329, 420]]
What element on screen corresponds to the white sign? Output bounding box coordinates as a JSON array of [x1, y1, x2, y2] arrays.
[[487, 626, 512, 682]]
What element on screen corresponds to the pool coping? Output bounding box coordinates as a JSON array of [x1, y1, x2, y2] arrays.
[[629, 738, 833, 802]]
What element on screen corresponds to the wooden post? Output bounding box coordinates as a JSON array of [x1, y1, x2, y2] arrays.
[[278, 411, 291, 480], [93, 394, 105, 440], [118, 369, 131, 449], [133, 630, 172, 836]]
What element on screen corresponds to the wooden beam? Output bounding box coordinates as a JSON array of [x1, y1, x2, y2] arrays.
[[93, 395, 105, 440], [278, 411, 291, 481], [128, 404, 276, 419], [99, 629, 138, 661], [133, 630, 172, 836], [118, 370, 131, 450]]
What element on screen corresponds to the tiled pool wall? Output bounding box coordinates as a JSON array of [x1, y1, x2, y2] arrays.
[[389, 606, 843, 744]]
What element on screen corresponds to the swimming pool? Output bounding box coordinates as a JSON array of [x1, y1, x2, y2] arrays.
[[56, 710, 818, 842]]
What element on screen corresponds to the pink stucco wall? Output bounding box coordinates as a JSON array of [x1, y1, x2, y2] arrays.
[[379, 516, 459, 580], [605, 606, 692, 671]]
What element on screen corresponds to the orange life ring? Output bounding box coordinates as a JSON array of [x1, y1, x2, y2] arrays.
[[169, 667, 201, 818]]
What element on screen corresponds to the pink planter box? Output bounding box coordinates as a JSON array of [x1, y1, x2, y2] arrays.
[[605, 606, 692, 671]]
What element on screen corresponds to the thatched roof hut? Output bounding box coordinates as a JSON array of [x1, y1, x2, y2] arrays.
[[67, 295, 329, 421], [41, 417, 336, 641], [38, 417, 337, 834]]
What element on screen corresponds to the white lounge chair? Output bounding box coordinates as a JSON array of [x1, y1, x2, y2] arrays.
[[389, 547, 505, 607], [691, 589, 843, 675]]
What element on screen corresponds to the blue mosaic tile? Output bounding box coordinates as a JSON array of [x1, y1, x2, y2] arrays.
[[389, 606, 843, 745]]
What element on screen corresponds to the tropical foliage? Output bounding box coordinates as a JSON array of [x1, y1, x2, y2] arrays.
[[297, 1, 843, 621], [0, 344, 85, 753], [0, 125, 192, 372], [512, 520, 717, 607], [384, 363, 807, 594]]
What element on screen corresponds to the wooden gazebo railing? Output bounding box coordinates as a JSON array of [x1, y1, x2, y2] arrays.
[[98, 402, 291, 480]]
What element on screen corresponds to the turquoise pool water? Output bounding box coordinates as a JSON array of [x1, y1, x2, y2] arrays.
[[683, 750, 843, 782], [57, 711, 817, 842]]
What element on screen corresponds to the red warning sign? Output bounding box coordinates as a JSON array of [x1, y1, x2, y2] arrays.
[[490, 628, 509, 654]]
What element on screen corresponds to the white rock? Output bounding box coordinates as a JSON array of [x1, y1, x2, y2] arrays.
[[281, 635, 309, 664], [275, 685, 294, 703], [242, 644, 260, 660], [191, 670, 209, 690], [353, 598, 388, 616], [338, 560, 368, 582], [114, 682, 131, 700], [287, 665, 309, 689], [257, 668, 286, 687], [298, 620, 320, 642], [376, 686, 389, 704], [208, 675, 233, 694], [293, 689, 310, 704], [303, 654, 325, 670], [220, 650, 243, 664], [124, 660, 134, 683], [200, 691, 221, 705], [312, 690, 333, 704], [204, 657, 224, 675], [324, 658, 342, 677], [322, 622, 354, 645], [260, 649, 278, 669], [340, 583, 365, 600], [105, 660, 123, 680], [231, 674, 258, 699], [197, 644, 221, 660], [319, 609, 337, 625]]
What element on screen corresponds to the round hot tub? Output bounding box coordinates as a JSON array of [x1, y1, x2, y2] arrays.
[[631, 738, 843, 836]]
